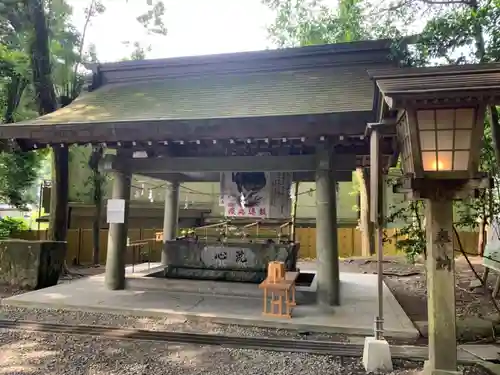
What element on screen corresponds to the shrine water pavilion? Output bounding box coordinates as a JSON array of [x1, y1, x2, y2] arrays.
[[1, 38, 499, 317]]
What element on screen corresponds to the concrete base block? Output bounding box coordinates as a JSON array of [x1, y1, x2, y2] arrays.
[[362, 337, 393, 372], [423, 360, 462, 375]]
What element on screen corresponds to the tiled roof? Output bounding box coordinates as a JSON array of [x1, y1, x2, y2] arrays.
[[17, 66, 376, 126], [368, 63, 500, 96]]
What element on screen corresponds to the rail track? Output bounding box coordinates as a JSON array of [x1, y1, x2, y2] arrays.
[[0, 319, 469, 363]]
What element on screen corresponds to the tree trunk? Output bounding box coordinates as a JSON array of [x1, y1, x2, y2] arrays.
[[25, 0, 58, 116], [48, 148, 69, 242], [4, 75, 27, 124], [26, 0, 69, 270], [290, 182, 299, 242], [490, 106, 500, 168], [88, 147, 104, 265], [91, 204, 102, 265], [477, 218, 487, 256], [356, 167, 374, 256], [92, 169, 103, 265]]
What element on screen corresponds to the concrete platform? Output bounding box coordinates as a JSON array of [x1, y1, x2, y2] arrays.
[[1, 263, 419, 339]]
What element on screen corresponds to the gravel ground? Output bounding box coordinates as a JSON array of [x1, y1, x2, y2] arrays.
[[0, 265, 494, 374], [0, 306, 348, 342], [0, 328, 426, 375], [0, 329, 491, 375]]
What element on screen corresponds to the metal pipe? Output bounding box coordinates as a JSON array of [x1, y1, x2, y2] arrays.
[[195, 221, 230, 230], [243, 221, 261, 228], [375, 225, 384, 339], [375, 171, 386, 340], [369, 125, 385, 340]]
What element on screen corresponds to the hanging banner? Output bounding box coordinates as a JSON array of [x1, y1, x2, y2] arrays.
[[220, 171, 292, 219]]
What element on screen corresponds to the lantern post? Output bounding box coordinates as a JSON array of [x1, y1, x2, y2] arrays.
[[395, 107, 489, 375], [368, 63, 500, 375]]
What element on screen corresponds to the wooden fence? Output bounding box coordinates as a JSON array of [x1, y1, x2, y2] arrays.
[[294, 227, 479, 259], [14, 227, 480, 264]]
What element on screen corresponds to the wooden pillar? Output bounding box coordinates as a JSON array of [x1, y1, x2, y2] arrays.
[[316, 149, 340, 306], [104, 169, 131, 290], [161, 181, 180, 266], [424, 198, 458, 375]]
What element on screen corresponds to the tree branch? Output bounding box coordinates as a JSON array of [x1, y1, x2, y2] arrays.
[[71, 0, 95, 99], [374, 0, 470, 15], [420, 0, 471, 4]]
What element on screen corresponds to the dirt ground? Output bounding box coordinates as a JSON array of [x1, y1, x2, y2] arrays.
[[0, 265, 105, 301], [341, 255, 500, 323]]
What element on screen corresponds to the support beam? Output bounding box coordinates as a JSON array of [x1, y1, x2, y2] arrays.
[[142, 172, 188, 181], [138, 171, 354, 183], [424, 199, 458, 375], [161, 181, 180, 266], [104, 169, 132, 290], [2, 111, 377, 144], [102, 154, 357, 173], [142, 172, 213, 182], [315, 150, 340, 306]]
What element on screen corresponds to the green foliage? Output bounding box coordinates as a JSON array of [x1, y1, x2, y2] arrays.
[[68, 145, 110, 203], [263, 0, 500, 261], [121, 0, 166, 60], [263, 0, 370, 47], [0, 216, 29, 239], [0, 150, 43, 208], [121, 41, 152, 61], [386, 190, 426, 262], [136, 0, 167, 35], [455, 118, 500, 232], [0, 0, 167, 210]]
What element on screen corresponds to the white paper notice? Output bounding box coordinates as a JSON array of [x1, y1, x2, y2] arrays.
[[107, 199, 125, 224]]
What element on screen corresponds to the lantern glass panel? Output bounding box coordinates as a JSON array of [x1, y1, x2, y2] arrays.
[[416, 108, 476, 172], [456, 108, 475, 129], [417, 110, 435, 129], [422, 152, 436, 171], [454, 151, 470, 170], [437, 130, 453, 150], [436, 109, 455, 129], [437, 151, 453, 171], [454, 129, 472, 149], [419, 131, 435, 150]]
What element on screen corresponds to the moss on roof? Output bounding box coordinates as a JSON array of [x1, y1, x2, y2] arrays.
[[23, 66, 375, 126]]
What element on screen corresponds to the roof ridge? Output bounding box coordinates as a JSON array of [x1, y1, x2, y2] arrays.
[[89, 39, 394, 74]]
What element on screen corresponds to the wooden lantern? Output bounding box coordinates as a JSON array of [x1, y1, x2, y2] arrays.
[[396, 107, 484, 179]]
